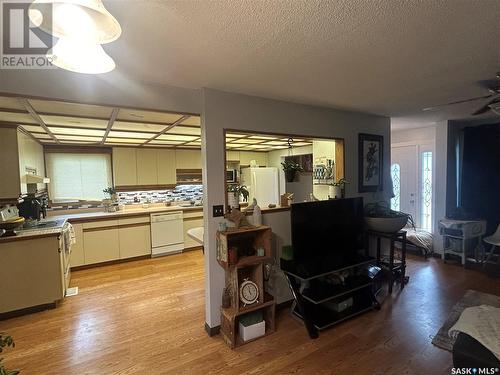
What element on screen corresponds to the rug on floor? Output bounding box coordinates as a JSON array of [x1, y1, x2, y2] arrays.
[[432, 289, 500, 351]]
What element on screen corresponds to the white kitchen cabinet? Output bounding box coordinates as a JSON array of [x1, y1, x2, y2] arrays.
[[175, 150, 202, 169], [239, 151, 267, 167], [70, 223, 85, 267], [136, 149, 158, 185], [83, 227, 120, 265], [157, 149, 176, 185], [119, 224, 151, 259], [226, 151, 240, 162], [113, 147, 137, 186]]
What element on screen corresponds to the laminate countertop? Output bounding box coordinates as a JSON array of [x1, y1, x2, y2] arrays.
[[47, 205, 204, 223], [0, 219, 68, 243]]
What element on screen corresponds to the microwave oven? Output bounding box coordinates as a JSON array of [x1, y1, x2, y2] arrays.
[[226, 169, 237, 183]]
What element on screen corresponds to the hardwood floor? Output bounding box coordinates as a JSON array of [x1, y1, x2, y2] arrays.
[[1, 251, 499, 375]]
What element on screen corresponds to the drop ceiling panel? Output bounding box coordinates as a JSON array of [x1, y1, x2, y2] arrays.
[[48, 127, 106, 137], [20, 124, 45, 133], [249, 135, 277, 140], [111, 121, 165, 133], [117, 109, 183, 124], [41, 115, 108, 129], [157, 134, 198, 142], [55, 135, 103, 142], [29, 99, 113, 118], [179, 116, 201, 126], [105, 137, 145, 144], [229, 138, 263, 144], [0, 97, 25, 111], [32, 133, 53, 139], [166, 126, 201, 135], [0, 111, 38, 124], [148, 140, 185, 145], [107, 130, 153, 139]]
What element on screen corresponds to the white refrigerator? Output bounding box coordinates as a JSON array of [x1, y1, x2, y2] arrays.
[[241, 167, 280, 207]]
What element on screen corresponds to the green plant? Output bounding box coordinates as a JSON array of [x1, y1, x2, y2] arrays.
[[0, 333, 19, 375], [364, 201, 416, 229], [331, 178, 349, 188], [227, 185, 249, 202], [281, 159, 303, 172], [103, 187, 117, 197]]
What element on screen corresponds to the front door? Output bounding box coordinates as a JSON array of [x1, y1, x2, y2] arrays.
[[391, 145, 418, 222]]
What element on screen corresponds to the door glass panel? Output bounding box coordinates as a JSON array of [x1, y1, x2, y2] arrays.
[[390, 163, 400, 211], [421, 151, 432, 231]]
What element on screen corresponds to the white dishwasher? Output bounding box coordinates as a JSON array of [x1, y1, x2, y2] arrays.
[[150, 211, 184, 257]]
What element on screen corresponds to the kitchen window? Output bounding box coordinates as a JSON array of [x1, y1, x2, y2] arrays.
[[46, 151, 112, 202]]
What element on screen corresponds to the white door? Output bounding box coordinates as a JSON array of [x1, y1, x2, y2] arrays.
[[391, 145, 418, 221]]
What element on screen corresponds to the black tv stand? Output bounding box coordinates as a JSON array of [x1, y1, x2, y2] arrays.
[[282, 255, 380, 339]]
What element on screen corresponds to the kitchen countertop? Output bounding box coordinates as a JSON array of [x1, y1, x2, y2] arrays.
[[48, 204, 204, 223], [0, 218, 67, 243]]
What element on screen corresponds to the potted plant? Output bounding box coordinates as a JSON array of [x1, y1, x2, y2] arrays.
[[227, 185, 249, 209], [103, 187, 118, 203], [281, 160, 303, 182], [364, 201, 415, 233], [329, 178, 349, 199], [0, 332, 19, 375]]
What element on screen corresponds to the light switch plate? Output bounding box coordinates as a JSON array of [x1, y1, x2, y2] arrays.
[[213, 205, 224, 217]]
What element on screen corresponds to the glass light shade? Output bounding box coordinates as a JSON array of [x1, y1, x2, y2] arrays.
[[29, 0, 121, 44], [49, 38, 115, 74]]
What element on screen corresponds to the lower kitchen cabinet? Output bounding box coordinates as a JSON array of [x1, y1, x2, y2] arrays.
[[119, 224, 151, 259], [83, 228, 120, 265], [70, 223, 85, 267]]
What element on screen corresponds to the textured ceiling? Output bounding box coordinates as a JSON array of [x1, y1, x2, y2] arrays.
[[101, 0, 500, 128]]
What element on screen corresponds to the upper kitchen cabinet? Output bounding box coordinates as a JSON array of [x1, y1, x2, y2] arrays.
[[226, 151, 240, 162], [175, 150, 202, 170], [157, 149, 176, 185], [112, 147, 137, 186], [136, 149, 158, 185], [0, 126, 46, 200], [239, 151, 267, 167]]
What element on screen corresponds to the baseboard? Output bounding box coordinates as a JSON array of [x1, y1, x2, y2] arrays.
[[71, 255, 151, 271], [204, 322, 220, 336], [0, 302, 56, 321], [276, 299, 293, 310]]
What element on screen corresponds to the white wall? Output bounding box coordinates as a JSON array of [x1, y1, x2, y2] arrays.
[[201, 88, 391, 328], [391, 126, 436, 145], [267, 145, 312, 199]]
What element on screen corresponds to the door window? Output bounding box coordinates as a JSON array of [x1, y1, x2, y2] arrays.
[[421, 151, 433, 231], [390, 163, 401, 211]]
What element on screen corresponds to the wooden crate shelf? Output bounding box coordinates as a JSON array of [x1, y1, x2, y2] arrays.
[[218, 225, 275, 349]]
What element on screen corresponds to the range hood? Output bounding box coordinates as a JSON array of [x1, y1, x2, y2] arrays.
[[25, 174, 50, 184]]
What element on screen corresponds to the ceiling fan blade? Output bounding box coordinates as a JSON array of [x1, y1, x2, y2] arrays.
[[423, 94, 493, 111], [471, 97, 500, 116]]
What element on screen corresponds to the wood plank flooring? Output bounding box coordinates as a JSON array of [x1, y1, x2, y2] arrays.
[[0, 251, 499, 374]]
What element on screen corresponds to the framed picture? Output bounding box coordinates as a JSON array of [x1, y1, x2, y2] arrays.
[[358, 133, 383, 192]]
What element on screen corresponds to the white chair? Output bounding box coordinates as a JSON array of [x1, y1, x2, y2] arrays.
[[483, 224, 500, 266]]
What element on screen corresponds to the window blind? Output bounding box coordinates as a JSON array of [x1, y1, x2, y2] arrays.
[[46, 153, 112, 202]]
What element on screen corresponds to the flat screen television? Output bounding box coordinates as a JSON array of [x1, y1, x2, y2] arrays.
[[291, 197, 364, 264]]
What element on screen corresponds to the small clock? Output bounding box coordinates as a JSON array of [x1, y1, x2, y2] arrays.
[[239, 278, 259, 306]]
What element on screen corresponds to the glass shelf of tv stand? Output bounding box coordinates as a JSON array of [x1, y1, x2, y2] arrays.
[[282, 255, 376, 282]]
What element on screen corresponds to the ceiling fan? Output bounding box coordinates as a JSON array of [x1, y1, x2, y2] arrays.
[[423, 72, 500, 115]]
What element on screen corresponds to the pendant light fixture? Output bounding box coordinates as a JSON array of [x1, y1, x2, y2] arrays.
[[29, 0, 121, 74], [29, 0, 121, 43], [49, 38, 115, 74]]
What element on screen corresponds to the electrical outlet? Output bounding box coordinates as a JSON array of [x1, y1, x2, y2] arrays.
[[213, 205, 224, 217]]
